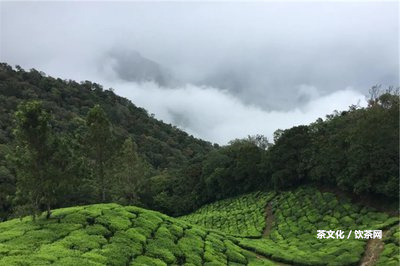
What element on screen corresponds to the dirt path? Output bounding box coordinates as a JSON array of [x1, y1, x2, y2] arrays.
[[359, 230, 388, 266], [262, 202, 275, 237]]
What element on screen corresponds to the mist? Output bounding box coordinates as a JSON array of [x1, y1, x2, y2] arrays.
[[1, 1, 398, 144]]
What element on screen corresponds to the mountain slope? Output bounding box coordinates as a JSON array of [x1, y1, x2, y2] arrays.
[[0, 63, 213, 170], [0, 187, 398, 265], [180, 191, 276, 238], [0, 203, 274, 266], [179, 187, 399, 266]]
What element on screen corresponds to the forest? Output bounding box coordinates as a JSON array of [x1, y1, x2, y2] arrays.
[[0, 63, 398, 265]]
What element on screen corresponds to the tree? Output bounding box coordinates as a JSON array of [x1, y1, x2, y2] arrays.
[[268, 125, 311, 189], [85, 104, 114, 202], [12, 101, 61, 219], [112, 137, 152, 204]]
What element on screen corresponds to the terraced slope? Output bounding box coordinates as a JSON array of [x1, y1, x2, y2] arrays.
[[180, 192, 276, 238], [0, 203, 272, 266], [0, 188, 398, 265], [180, 187, 399, 266], [238, 188, 399, 265]]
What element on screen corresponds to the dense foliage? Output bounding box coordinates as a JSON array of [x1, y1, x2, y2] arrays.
[[236, 187, 398, 265], [180, 191, 275, 237], [0, 63, 213, 220], [0, 203, 272, 266], [11, 101, 77, 219], [1, 188, 397, 265], [181, 89, 399, 207], [162, 89, 399, 215], [267, 89, 399, 197]]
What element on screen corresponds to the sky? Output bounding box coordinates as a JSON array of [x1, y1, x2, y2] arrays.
[[1, 1, 398, 144]]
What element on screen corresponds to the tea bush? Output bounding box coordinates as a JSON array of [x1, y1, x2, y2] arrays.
[[0, 203, 255, 266], [180, 191, 276, 237], [0, 188, 398, 265], [237, 187, 398, 265], [376, 225, 400, 265]]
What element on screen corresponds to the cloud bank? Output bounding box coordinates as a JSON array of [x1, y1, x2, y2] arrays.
[[110, 81, 366, 144], [0, 1, 397, 144]]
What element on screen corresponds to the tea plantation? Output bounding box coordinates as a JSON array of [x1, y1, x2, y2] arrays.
[[180, 192, 276, 237], [0, 203, 274, 266], [237, 187, 399, 265], [180, 187, 399, 266], [0, 188, 398, 265]]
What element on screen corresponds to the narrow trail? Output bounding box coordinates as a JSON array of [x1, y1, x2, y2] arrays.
[[263, 202, 275, 237], [239, 200, 290, 265], [359, 230, 388, 266]]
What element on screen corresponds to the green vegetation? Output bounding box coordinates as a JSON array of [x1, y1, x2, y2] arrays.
[[0, 64, 398, 265], [0, 63, 214, 220], [237, 187, 398, 265], [1, 65, 398, 221], [182, 188, 399, 265], [180, 191, 275, 237], [0, 203, 262, 266], [376, 225, 400, 265], [0, 188, 398, 265]]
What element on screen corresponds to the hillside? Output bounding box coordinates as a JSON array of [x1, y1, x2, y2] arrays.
[[0, 187, 398, 265], [0, 203, 273, 266], [0, 63, 213, 169], [0, 64, 398, 265], [180, 191, 276, 238], [1, 64, 397, 222], [179, 187, 399, 265], [0, 63, 214, 221]]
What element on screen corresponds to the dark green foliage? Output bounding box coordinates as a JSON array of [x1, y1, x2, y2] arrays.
[[266, 89, 399, 199], [111, 137, 152, 205], [0, 144, 15, 221], [202, 138, 266, 200], [0, 64, 212, 169], [10, 101, 77, 219], [0, 63, 213, 220], [85, 104, 114, 202], [1, 64, 398, 221]]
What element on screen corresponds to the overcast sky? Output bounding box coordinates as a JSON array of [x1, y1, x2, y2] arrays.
[[1, 1, 398, 144]]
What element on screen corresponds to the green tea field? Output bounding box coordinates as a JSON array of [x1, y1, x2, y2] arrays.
[[180, 187, 399, 266], [0, 203, 272, 266], [0, 188, 398, 265], [180, 191, 276, 238]]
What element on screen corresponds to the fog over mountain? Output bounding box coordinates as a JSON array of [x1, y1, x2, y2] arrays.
[[1, 1, 398, 144], [101, 49, 177, 87]]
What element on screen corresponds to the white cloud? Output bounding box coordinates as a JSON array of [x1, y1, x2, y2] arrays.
[[110, 81, 367, 145]]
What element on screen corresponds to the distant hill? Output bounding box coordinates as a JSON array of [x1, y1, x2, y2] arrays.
[[0, 63, 213, 169], [0, 63, 215, 221]]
